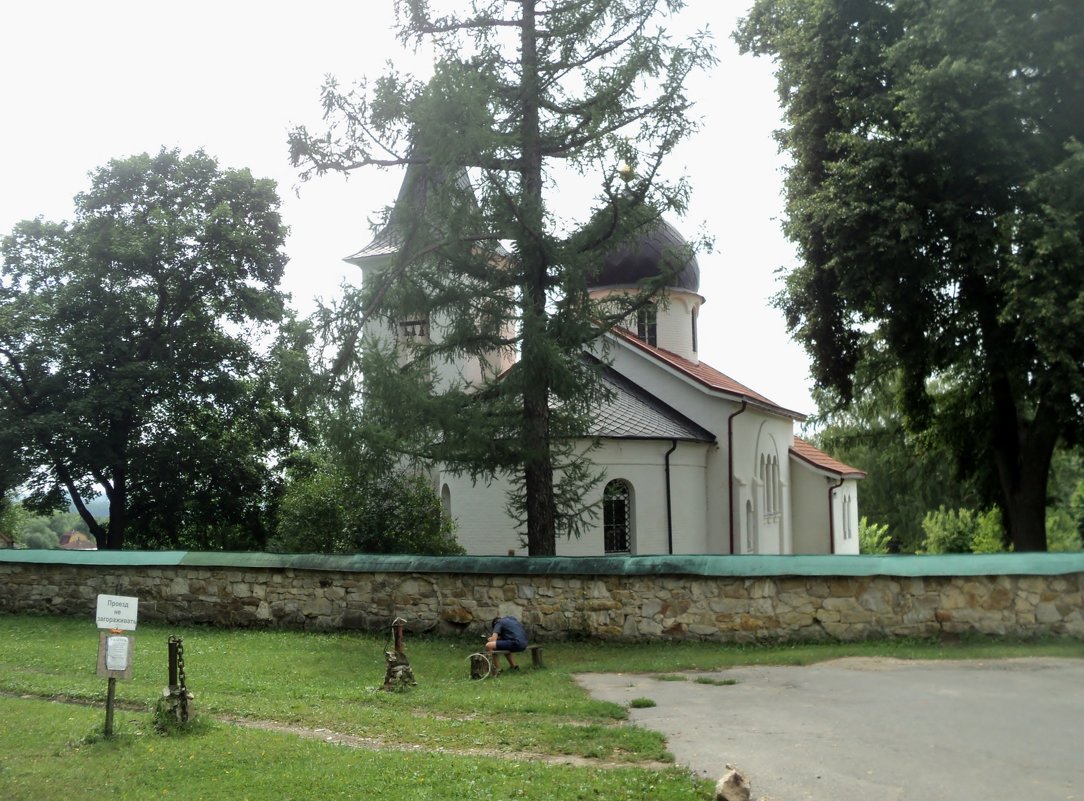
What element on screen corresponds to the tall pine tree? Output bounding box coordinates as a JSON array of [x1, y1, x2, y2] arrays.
[[289, 0, 713, 555]]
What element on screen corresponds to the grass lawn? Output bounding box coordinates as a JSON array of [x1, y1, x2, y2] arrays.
[[2, 613, 1081, 800]]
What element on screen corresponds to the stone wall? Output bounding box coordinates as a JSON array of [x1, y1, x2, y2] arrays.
[[2, 552, 1082, 641]]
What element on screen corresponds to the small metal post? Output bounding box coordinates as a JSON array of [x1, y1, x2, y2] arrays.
[[168, 638, 179, 690], [393, 619, 405, 655]]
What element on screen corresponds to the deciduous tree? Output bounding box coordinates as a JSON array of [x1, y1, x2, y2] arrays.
[[737, 0, 1084, 550], [0, 149, 291, 549]]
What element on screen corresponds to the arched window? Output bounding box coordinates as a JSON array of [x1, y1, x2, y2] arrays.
[[441, 484, 452, 519], [636, 304, 657, 346], [691, 306, 698, 353], [603, 479, 632, 554], [759, 453, 781, 516], [771, 456, 780, 514]]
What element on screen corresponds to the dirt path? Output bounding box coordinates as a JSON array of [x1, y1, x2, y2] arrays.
[[3, 691, 670, 771], [222, 715, 672, 770]]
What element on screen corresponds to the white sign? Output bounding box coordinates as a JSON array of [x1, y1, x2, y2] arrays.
[[105, 636, 130, 671], [96, 594, 139, 631]]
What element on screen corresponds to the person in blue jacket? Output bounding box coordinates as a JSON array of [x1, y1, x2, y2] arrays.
[[485, 615, 528, 670]]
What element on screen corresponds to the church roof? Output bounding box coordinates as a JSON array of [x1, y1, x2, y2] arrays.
[[345, 162, 478, 264], [588, 364, 715, 442], [589, 217, 700, 293], [790, 437, 867, 479], [610, 327, 806, 420]]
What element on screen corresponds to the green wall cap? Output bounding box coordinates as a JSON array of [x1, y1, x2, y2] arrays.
[[2, 550, 1082, 577]]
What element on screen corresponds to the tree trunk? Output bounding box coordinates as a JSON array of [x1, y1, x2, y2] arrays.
[[107, 462, 127, 551], [989, 373, 1057, 552], [518, 0, 557, 556]]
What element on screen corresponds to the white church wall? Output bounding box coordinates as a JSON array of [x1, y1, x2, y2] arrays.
[[832, 479, 861, 555], [359, 260, 515, 391], [567, 439, 710, 556], [439, 439, 710, 556], [608, 341, 811, 556], [604, 345, 736, 551], [668, 444, 711, 553], [653, 290, 703, 362], [731, 413, 794, 555], [439, 470, 521, 555], [790, 463, 832, 554]]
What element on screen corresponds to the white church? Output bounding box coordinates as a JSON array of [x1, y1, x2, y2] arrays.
[[347, 168, 865, 557]]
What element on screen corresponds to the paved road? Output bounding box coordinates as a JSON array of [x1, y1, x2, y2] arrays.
[[576, 658, 1084, 801]]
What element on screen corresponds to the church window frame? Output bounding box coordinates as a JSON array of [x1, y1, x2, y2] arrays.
[[636, 304, 657, 347], [759, 453, 781, 519], [745, 499, 757, 553], [603, 479, 633, 554], [441, 483, 452, 520]]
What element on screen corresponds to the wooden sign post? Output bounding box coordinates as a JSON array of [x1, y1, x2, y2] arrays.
[[95, 594, 138, 736]]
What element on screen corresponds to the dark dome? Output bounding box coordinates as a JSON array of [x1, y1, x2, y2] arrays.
[[589, 218, 700, 293]]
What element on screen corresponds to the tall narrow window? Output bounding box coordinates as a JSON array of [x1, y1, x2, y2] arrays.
[[636, 304, 657, 346], [603, 479, 632, 553], [691, 306, 698, 353], [441, 484, 452, 519], [759, 452, 781, 516]]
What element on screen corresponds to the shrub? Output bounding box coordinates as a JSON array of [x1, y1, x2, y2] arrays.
[[969, 509, 1007, 553], [1047, 508, 1083, 552], [272, 453, 464, 555], [920, 506, 1006, 554], [858, 517, 891, 554]]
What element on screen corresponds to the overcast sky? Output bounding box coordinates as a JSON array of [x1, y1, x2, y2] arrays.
[[0, 1, 817, 417]]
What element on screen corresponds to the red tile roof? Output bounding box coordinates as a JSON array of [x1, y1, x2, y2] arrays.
[[790, 437, 867, 478], [58, 531, 98, 550], [610, 327, 805, 419]]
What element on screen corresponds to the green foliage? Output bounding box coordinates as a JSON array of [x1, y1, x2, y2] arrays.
[[629, 697, 657, 708], [1071, 482, 1084, 543], [970, 510, 1009, 554], [0, 149, 294, 550], [13, 507, 57, 549], [21, 528, 59, 550], [289, 1, 714, 555], [1046, 508, 1083, 552], [46, 510, 89, 537], [0, 492, 19, 541], [920, 507, 1006, 554], [272, 451, 463, 555], [858, 516, 891, 554], [737, 0, 1084, 551], [811, 372, 987, 552]]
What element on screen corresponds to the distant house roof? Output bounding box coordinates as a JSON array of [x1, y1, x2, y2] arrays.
[[610, 327, 806, 420], [790, 437, 867, 479], [58, 530, 97, 550]]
